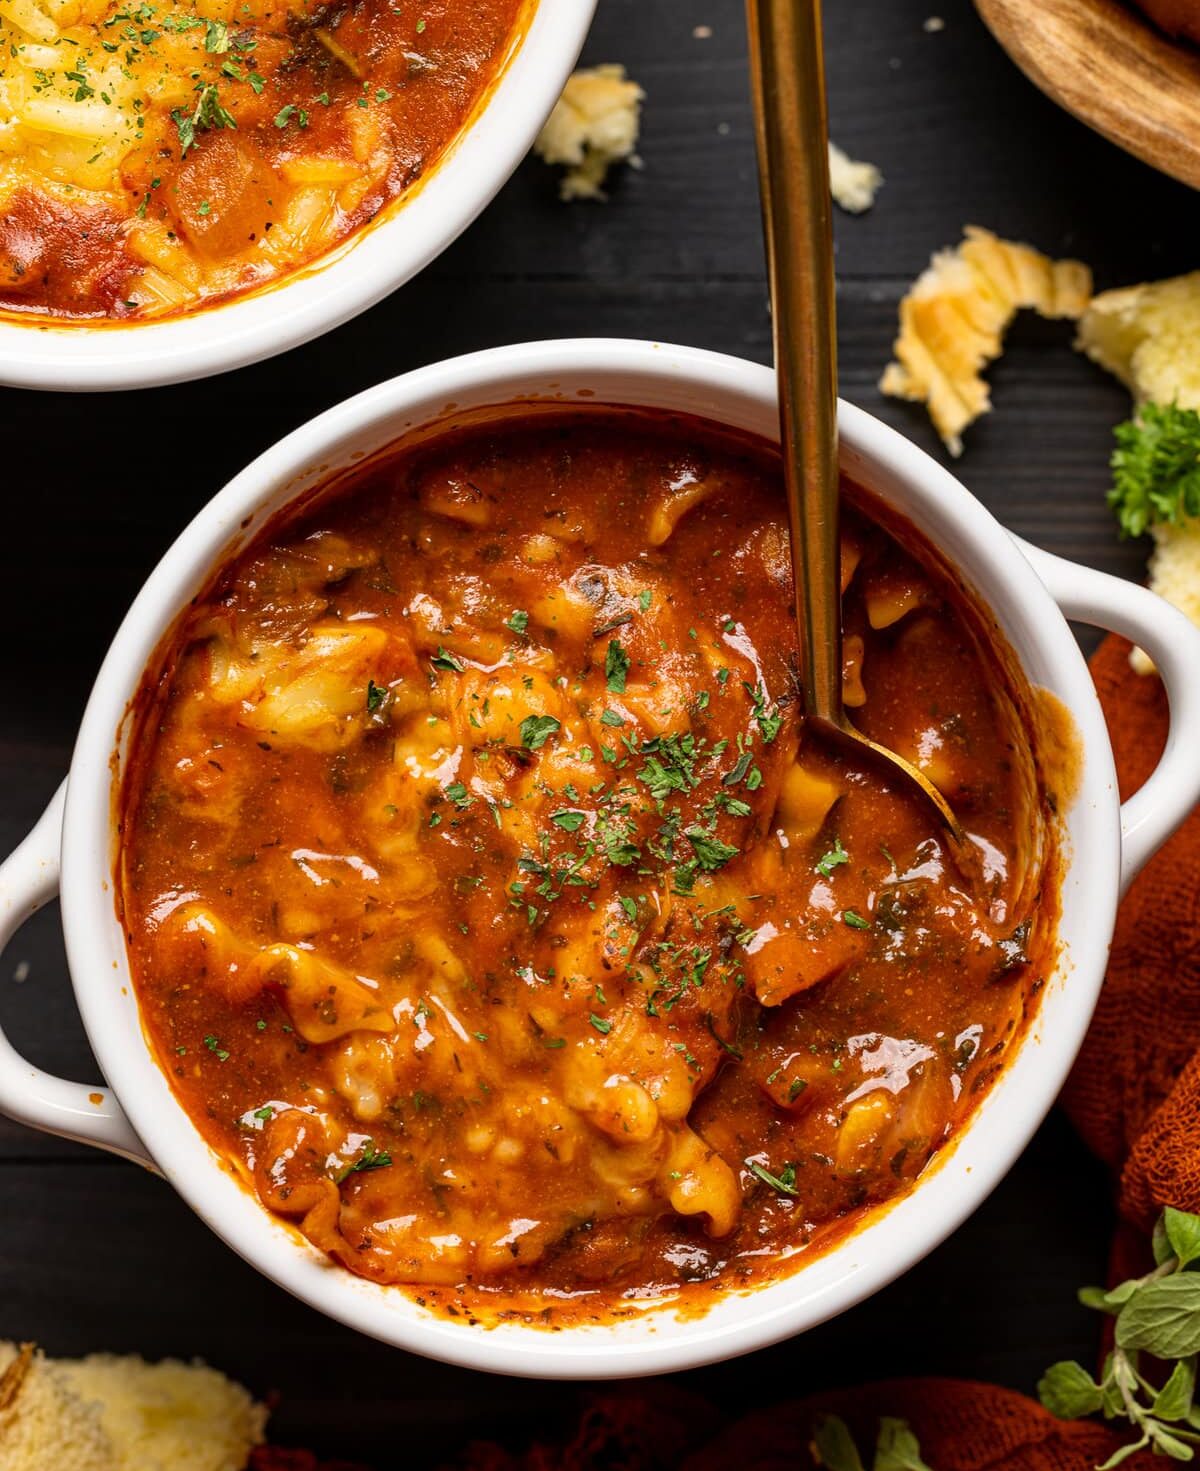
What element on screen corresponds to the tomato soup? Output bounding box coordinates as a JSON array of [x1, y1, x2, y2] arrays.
[[117, 409, 1060, 1321]]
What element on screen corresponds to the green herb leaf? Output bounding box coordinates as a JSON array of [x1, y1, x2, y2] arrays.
[[600, 708, 625, 728], [203, 1033, 229, 1062], [843, 909, 871, 930], [432, 646, 465, 673], [1117, 1276, 1200, 1357], [1155, 1359, 1197, 1423], [874, 1417, 934, 1471], [589, 1013, 612, 1035], [550, 809, 585, 832], [1039, 1361, 1105, 1420], [366, 679, 387, 713], [1166, 1208, 1200, 1269], [605, 639, 630, 694], [444, 781, 473, 810], [506, 609, 529, 635], [812, 1415, 865, 1471], [1109, 403, 1200, 539], [685, 827, 739, 872], [520, 714, 561, 750], [745, 1157, 798, 1197], [817, 838, 849, 877], [334, 1140, 392, 1183]]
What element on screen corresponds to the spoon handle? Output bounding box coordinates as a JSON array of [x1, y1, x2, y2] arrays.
[[746, 0, 842, 725]]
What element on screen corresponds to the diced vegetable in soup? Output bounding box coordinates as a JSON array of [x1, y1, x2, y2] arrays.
[[0, 0, 528, 321], [117, 409, 1059, 1321]]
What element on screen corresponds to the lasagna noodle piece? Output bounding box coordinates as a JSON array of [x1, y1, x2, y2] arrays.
[[533, 63, 644, 201], [880, 226, 1092, 455], [1078, 271, 1200, 671]]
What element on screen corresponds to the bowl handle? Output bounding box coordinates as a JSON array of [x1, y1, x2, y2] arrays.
[[0, 782, 152, 1166], [1018, 540, 1200, 893]]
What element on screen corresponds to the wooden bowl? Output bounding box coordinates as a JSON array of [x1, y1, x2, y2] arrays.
[[975, 0, 1200, 190]]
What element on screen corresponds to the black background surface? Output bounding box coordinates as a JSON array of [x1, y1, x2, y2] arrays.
[[3, 0, 1195, 1460]]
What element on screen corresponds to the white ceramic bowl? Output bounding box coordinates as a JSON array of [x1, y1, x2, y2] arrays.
[[3, 340, 1200, 1378], [0, 3, 596, 393]]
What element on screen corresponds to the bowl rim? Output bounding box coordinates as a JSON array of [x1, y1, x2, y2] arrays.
[[0, 0, 597, 393], [61, 339, 1120, 1377]]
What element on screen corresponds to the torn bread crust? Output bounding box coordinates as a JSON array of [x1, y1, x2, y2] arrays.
[[0, 1344, 33, 1414], [881, 226, 1092, 455], [1078, 272, 1200, 674]]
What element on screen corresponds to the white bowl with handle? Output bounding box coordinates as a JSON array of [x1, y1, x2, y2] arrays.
[[2, 339, 1198, 1377], [0, 1, 596, 393]]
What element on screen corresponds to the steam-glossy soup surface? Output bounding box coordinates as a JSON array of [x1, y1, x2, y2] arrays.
[[118, 410, 1057, 1320]]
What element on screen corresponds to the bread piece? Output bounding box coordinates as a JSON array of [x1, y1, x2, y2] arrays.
[[1077, 270, 1200, 407], [533, 64, 644, 201], [0, 1341, 267, 1471], [828, 141, 882, 214], [880, 226, 1092, 455], [61, 1353, 268, 1471], [1078, 271, 1200, 672], [0, 1342, 117, 1471]]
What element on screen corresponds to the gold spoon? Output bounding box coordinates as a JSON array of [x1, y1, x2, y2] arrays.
[[745, 0, 970, 853]]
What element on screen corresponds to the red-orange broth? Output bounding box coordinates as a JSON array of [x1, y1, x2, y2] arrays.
[[117, 409, 1060, 1322]]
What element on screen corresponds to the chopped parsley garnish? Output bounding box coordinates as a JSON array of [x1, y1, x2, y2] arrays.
[[685, 827, 739, 872], [204, 17, 229, 51], [599, 708, 625, 728], [520, 714, 561, 750], [334, 1141, 393, 1183], [816, 838, 849, 877], [253, 1104, 274, 1121], [431, 646, 464, 672], [638, 589, 652, 611], [605, 639, 630, 694], [746, 1158, 798, 1196], [843, 909, 871, 930], [172, 82, 236, 158], [365, 679, 387, 713], [203, 1034, 229, 1062], [444, 781, 473, 809], [589, 1013, 612, 1035], [506, 609, 529, 635], [550, 809, 585, 832]]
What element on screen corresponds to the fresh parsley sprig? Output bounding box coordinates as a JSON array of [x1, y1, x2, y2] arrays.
[[1109, 403, 1200, 539], [1039, 1206, 1200, 1466]]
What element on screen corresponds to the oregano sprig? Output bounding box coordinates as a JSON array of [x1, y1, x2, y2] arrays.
[[811, 1414, 932, 1471], [1039, 1206, 1200, 1467]]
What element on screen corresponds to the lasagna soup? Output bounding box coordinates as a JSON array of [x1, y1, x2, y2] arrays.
[[118, 410, 1060, 1319], [0, 0, 527, 319]]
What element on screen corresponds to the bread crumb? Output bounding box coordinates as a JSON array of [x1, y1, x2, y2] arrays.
[[0, 1342, 266, 1471], [0, 1343, 114, 1471], [1078, 272, 1200, 672], [828, 141, 882, 214], [880, 226, 1092, 455], [533, 64, 644, 202]]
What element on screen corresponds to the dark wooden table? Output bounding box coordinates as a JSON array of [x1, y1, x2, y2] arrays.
[[3, 0, 1197, 1460]]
